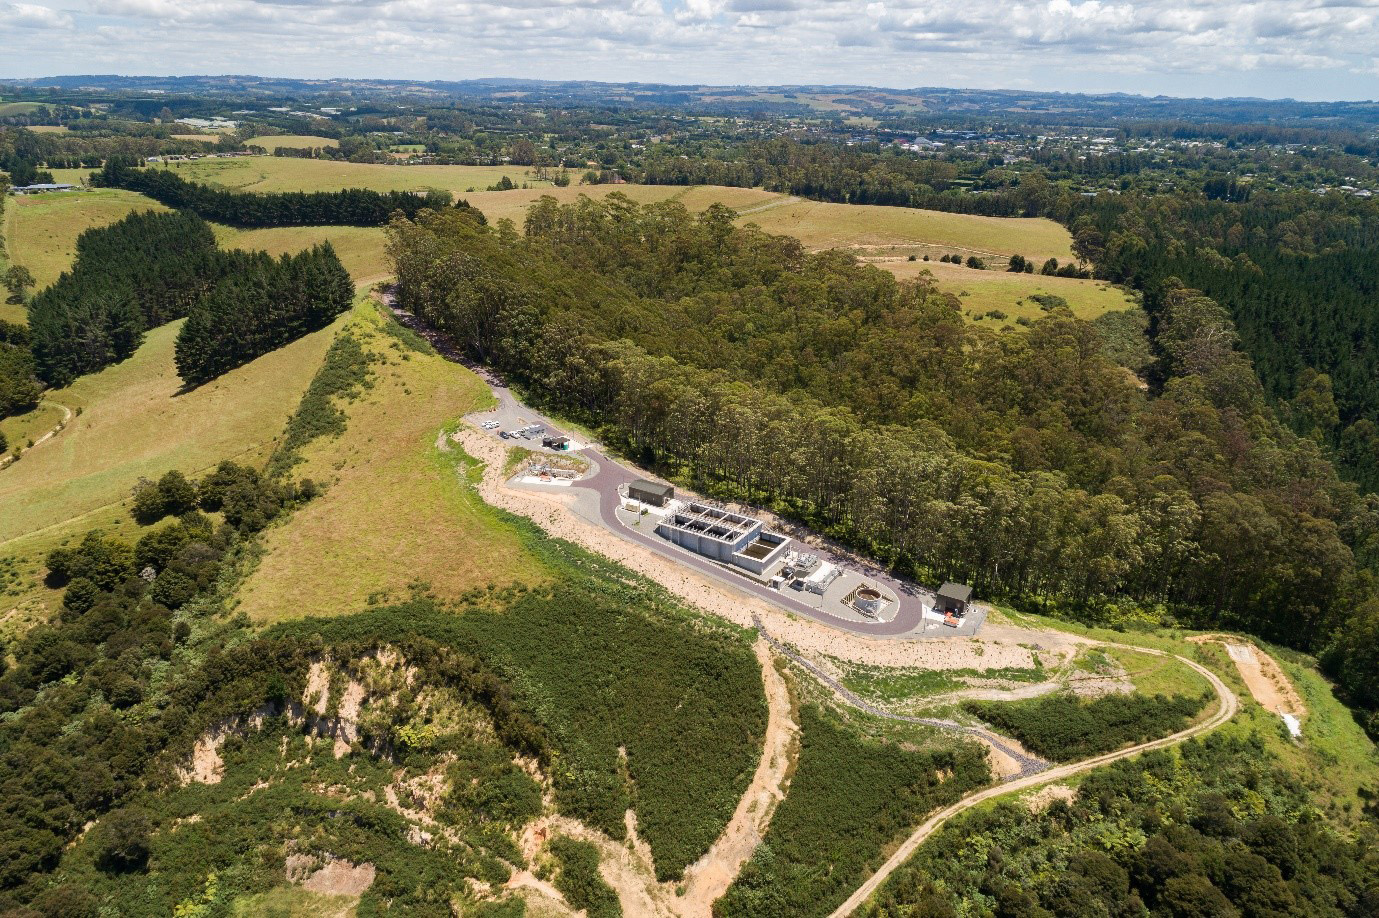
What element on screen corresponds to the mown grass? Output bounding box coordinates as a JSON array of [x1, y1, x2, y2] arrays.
[[245, 134, 340, 150], [0, 315, 339, 545], [3, 187, 170, 290], [1101, 645, 1213, 698], [234, 299, 541, 622]]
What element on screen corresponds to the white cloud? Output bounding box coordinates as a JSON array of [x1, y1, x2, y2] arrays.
[[6, 1, 73, 28], [2, 0, 1378, 99]]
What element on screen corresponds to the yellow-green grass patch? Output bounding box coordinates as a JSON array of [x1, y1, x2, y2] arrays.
[[4, 187, 170, 289], [0, 399, 65, 450], [153, 156, 555, 195], [743, 198, 1075, 263], [0, 315, 340, 545], [245, 134, 340, 150], [465, 183, 779, 226], [235, 300, 544, 624], [24, 124, 68, 134], [212, 224, 389, 286], [885, 260, 1138, 326], [171, 133, 218, 143], [0, 502, 142, 632], [231, 885, 358, 918], [0, 102, 42, 116], [1100, 645, 1214, 698], [0, 303, 25, 324]]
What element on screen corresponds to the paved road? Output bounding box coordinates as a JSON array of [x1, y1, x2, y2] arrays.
[[387, 296, 975, 639]]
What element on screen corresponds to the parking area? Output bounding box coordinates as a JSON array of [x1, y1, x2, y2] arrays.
[[464, 391, 590, 456]]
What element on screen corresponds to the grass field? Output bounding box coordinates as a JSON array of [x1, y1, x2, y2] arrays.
[[744, 198, 1074, 262], [170, 133, 216, 143], [245, 134, 339, 150], [0, 315, 339, 545], [0, 102, 42, 116], [24, 125, 68, 134], [3, 188, 169, 290], [213, 224, 389, 285], [887, 260, 1139, 326], [150, 156, 555, 194], [235, 299, 544, 623]]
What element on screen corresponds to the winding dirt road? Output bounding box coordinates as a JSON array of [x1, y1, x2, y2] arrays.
[[827, 645, 1239, 917]]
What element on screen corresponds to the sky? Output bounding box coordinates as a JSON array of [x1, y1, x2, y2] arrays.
[[4, 0, 1379, 102]]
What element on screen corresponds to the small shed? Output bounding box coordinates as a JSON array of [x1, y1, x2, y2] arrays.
[[628, 479, 674, 507], [936, 582, 973, 615]]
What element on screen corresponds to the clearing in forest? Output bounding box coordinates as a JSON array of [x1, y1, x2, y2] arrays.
[[1188, 635, 1306, 728], [886, 258, 1138, 326], [235, 300, 544, 622]]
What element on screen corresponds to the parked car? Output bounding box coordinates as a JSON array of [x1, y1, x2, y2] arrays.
[[481, 419, 500, 430]]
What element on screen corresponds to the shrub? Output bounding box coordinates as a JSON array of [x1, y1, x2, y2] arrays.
[[549, 836, 620, 918], [89, 807, 153, 873]]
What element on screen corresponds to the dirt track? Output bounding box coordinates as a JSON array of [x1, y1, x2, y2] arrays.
[[827, 645, 1239, 917]]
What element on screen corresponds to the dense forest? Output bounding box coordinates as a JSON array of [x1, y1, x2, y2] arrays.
[[864, 735, 1379, 917], [388, 196, 1379, 735], [94, 159, 478, 228], [175, 243, 354, 385], [1081, 190, 1379, 492]]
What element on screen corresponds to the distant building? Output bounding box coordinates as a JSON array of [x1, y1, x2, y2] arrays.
[[936, 582, 973, 615], [628, 479, 673, 507], [11, 183, 75, 194]]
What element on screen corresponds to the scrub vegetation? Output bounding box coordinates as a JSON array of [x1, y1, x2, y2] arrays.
[[964, 692, 1212, 762], [716, 705, 988, 918], [864, 735, 1379, 917]]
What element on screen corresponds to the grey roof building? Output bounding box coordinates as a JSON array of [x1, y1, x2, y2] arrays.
[[936, 582, 973, 615]]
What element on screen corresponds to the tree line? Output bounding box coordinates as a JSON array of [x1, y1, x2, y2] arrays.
[[387, 196, 1379, 737], [174, 243, 354, 386], [93, 158, 481, 228]]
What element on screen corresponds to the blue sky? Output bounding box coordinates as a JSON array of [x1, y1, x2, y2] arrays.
[[5, 0, 1379, 101]]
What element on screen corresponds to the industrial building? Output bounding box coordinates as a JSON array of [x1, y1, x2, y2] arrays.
[[936, 582, 973, 615], [628, 479, 674, 507], [654, 501, 790, 575], [10, 183, 75, 195]]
